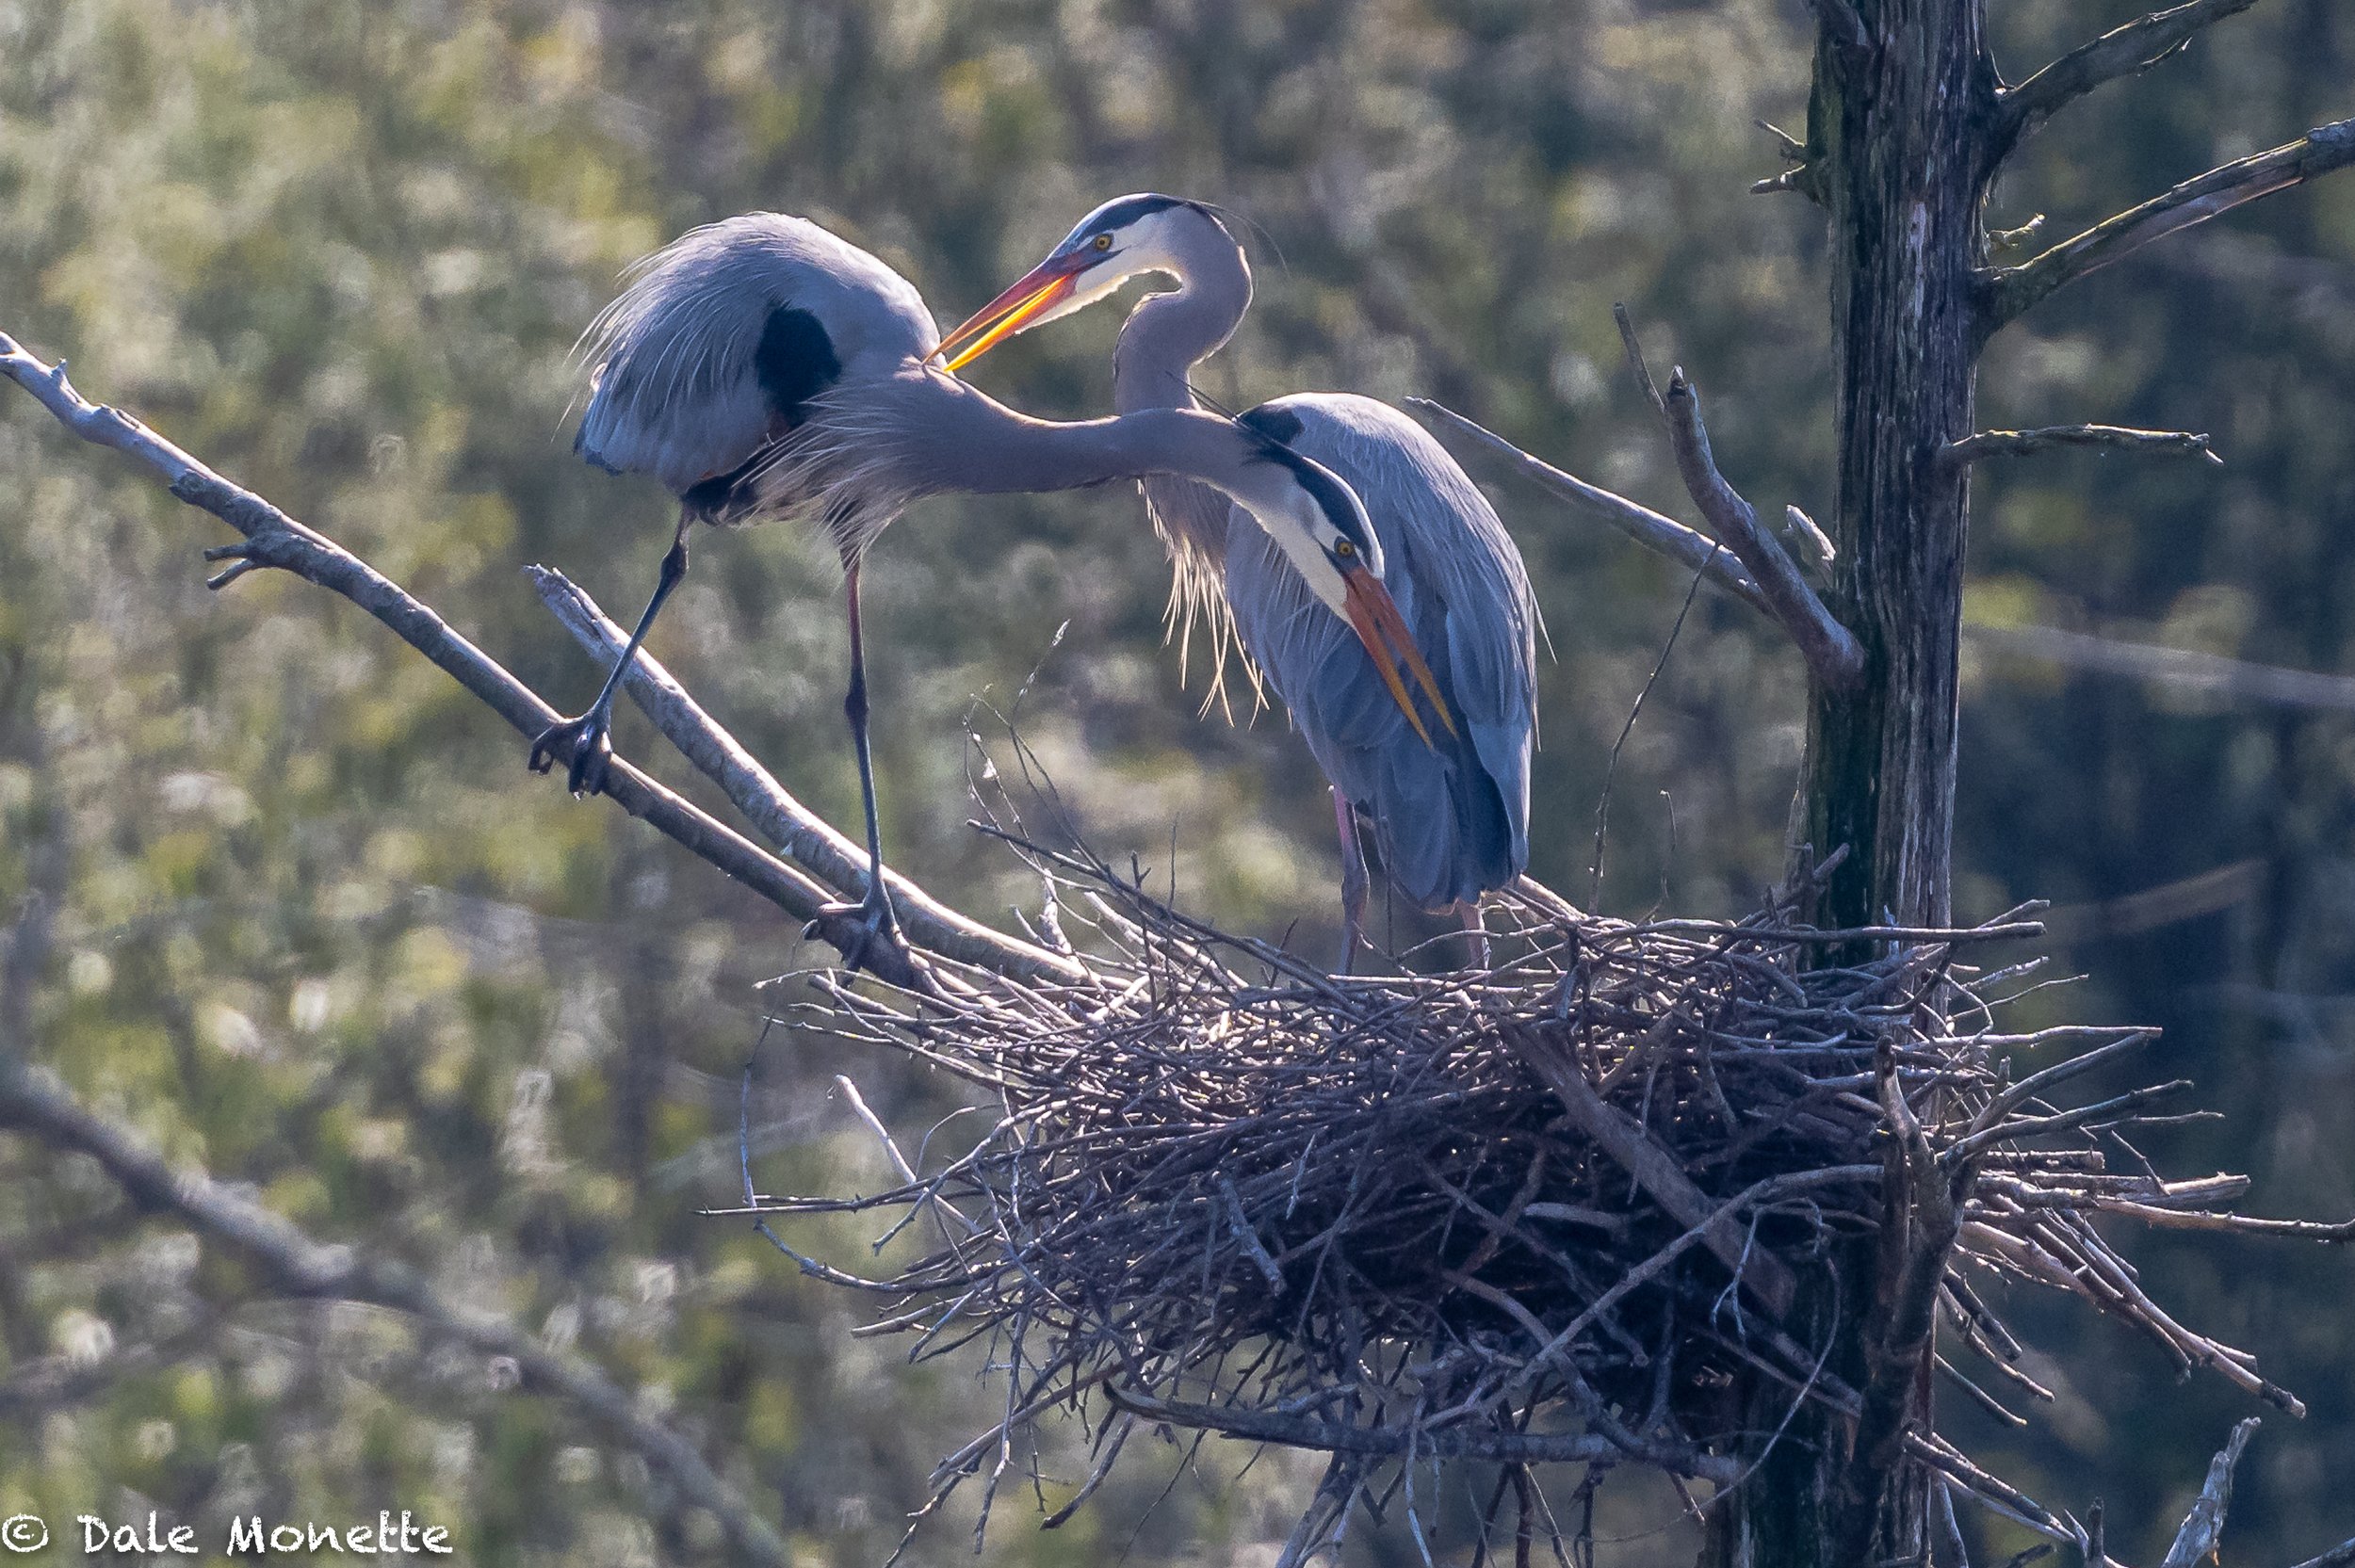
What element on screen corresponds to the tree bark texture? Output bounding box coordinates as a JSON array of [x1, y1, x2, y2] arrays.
[[1799, 2, 2001, 939], [1717, 4, 2003, 1565]]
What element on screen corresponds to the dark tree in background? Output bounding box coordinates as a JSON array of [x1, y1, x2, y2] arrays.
[[1719, 0, 2355, 1561]]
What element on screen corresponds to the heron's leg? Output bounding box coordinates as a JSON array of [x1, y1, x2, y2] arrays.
[[1459, 900, 1492, 970], [811, 558, 904, 969], [1333, 788, 1369, 976], [529, 509, 692, 796]]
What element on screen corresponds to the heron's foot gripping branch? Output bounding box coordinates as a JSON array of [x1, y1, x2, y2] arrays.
[[528, 709, 619, 798], [807, 887, 914, 980]]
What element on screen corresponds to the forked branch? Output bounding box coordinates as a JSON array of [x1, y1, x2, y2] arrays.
[[1985, 116, 2355, 331], [1614, 306, 1867, 688], [1404, 397, 1772, 615], [0, 328, 1071, 991], [1998, 0, 2266, 154], [527, 566, 1083, 984], [2160, 1418, 2258, 1568]]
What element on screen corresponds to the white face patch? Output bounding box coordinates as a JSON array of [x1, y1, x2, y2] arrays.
[[1097, 207, 1190, 283]]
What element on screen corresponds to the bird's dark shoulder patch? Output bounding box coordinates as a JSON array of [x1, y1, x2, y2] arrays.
[[1237, 403, 1305, 446], [753, 305, 841, 428]]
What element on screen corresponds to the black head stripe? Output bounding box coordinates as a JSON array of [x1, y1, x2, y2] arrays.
[[1248, 437, 1372, 551], [1071, 192, 1224, 247]]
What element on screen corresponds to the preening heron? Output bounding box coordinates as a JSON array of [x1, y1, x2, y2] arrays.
[[546, 212, 1449, 962], [934, 196, 1539, 969]]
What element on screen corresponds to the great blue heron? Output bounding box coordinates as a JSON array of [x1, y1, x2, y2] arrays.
[[934, 196, 1539, 969], [544, 212, 1449, 962]]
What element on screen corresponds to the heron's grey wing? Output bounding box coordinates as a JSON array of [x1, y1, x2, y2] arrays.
[[1227, 394, 1539, 907], [573, 213, 936, 499]]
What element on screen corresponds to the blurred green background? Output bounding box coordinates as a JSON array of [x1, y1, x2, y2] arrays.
[[2, 0, 2351, 1563]]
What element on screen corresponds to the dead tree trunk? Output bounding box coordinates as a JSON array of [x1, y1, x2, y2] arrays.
[[1799, 0, 1999, 942], [1712, 0, 2355, 1560], [1728, 3, 2000, 1564]]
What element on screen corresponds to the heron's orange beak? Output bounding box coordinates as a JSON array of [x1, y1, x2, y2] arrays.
[[931, 253, 1089, 375], [1341, 566, 1458, 750]]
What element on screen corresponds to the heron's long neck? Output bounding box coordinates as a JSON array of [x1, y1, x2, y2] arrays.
[[905, 375, 1262, 503], [1109, 242, 1250, 570], [1111, 246, 1250, 417], [898, 375, 1342, 625]]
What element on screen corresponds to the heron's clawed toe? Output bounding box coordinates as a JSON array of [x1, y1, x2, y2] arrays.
[[528, 713, 615, 798], [806, 889, 909, 976]]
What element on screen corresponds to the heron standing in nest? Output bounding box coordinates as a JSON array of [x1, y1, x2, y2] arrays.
[[934, 196, 1540, 970], [542, 212, 1450, 968]]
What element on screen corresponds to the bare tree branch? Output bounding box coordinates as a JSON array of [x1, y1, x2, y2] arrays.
[[1968, 622, 2355, 713], [1508, 1026, 1798, 1317], [1985, 117, 2355, 330], [1941, 425, 2220, 468], [1609, 311, 1866, 687], [1403, 398, 1772, 615], [1845, 1048, 1971, 1564], [0, 327, 1066, 991], [528, 567, 1084, 984], [1103, 1385, 1739, 1482], [0, 1051, 791, 1567], [1999, 0, 2266, 153], [2160, 1418, 2259, 1568], [2290, 1540, 2355, 1568]]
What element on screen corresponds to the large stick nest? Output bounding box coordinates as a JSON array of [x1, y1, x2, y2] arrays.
[[747, 849, 2332, 1553]]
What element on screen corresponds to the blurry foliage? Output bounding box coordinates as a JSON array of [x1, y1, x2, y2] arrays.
[[0, 0, 2350, 1563]]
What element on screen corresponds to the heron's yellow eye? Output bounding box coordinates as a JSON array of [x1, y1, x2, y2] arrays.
[[1334, 539, 1356, 558], [1093, 234, 1113, 251]]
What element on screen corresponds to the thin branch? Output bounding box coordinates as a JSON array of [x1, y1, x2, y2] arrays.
[[1508, 1026, 1798, 1317], [1782, 505, 1836, 566], [0, 327, 1031, 992], [1999, 0, 2266, 154], [1612, 304, 1667, 419], [1405, 398, 1771, 616], [1985, 116, 2355, 330], [528, 567, 1083, 983], [2159, 1418, 2259, 1568], [2290, 1540, 2355, 1568], [1606, 307, 1864, 687], [0, 1052, 790, 1567], [1846, 1048, 1969, 1564], [1968, 622, 2355, 713], [1988, 215, 2050, 254], [1941, 425, 2221, 468], [1104, 1385, 1738, 1482]]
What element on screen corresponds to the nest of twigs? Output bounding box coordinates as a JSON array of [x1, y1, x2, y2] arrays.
[[746, 849, 2337, 1556]]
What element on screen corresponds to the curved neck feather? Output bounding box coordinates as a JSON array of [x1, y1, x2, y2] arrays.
[[1112, 238, 1251, 417]]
